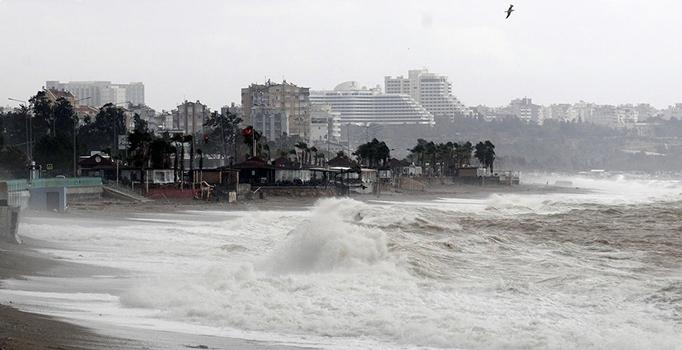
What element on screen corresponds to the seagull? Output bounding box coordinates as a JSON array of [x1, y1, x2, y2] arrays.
[[505, 4, 514, 19]]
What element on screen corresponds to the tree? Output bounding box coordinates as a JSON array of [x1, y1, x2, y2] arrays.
[[52, 97, 78, 138], [354, 138, 390, 168], [484, 140, 496, 173], [33, 134, 72, 175], [295, 142, 309, 166], [474, 140, 496, 172], [455, 141, 473, 167], [29, 91, 52, 138], [80, 104, 127, 156], [241, 126, 262, 158], [127, 114, 153, 168], [149, 133, 175, 169], [0, 107, 31, 149], [0, 145, 27, 179], [409, 139, 428, 167], [204, 110, 242, 164]]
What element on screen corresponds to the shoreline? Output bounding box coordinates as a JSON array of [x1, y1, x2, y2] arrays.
[[0, 182, 588, 350], [0, 241, 140, 350], [61, 182, 588, 216], [1, 240, 317, 350]]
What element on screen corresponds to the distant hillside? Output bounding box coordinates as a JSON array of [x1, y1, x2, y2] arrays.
[[360, 117, 682, 172]]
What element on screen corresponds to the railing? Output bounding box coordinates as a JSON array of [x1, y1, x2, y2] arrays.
[[3, 179, 29, 192], [2, 177, 103, 192]]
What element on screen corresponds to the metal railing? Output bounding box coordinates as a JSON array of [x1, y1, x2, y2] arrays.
[[1, 177, 103, 192]]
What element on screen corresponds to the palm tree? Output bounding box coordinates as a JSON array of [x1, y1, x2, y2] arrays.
[[310, 146, 318, 166], [294, 142, 309, 166], [474, 140, 496, 172], [474, 141, 486, 168], [458, 141, 473, 167], [425, 141, 437, 174], [263, 144, 271, 161], [484, 140, 496, 173], [410, 139, 428, 167]]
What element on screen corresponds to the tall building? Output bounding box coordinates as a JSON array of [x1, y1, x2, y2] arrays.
[[310, 104, 341, 143], [251, 107, 289, 141], [45, 81, 145, 107], [385, 69, 469, 122], [220, 103, 243, 120], [663, 103, 682, 120], [173, 100, 210, 136], [241, 80, 311, 140], [310, 81, 434, 126], [508, 98, 542, 123]]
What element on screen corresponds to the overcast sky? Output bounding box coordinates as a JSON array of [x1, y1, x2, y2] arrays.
[[1, 0, 681, 110]]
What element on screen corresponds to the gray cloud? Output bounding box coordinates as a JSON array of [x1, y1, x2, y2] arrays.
[[1, 0, 680, 110]]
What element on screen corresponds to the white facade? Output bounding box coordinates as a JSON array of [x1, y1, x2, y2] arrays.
[[310, 81, 434, 126], [385, 69, 469, 122], [310, 104, 341, 142], [45, 81, 145, 107]]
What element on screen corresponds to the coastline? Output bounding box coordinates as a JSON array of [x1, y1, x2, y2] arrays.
[[0, 182, 587, 350], [0, 241, 139, 350], [1, 203, 331, 349]]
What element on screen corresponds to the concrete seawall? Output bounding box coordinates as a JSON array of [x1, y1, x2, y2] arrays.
[[0, 206, 21, 244], [67, 186, 103, 202], [259, 186, 336, 197]]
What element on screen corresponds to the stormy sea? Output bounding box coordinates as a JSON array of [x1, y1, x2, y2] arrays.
[[1, 174, 681, 349]]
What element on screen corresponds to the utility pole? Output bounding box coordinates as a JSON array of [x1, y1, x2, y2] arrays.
[[72, 96, 91, 177], [220, 112, 227, 166]]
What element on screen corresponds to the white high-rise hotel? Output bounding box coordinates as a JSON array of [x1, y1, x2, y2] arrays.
[[310, 81, 434, 126], [385, 69, 469, 122]]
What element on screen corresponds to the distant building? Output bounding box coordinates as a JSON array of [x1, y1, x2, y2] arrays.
[[545, 103, 573, 122], [158, 110, 174, 130], [634, 103, 658, 121], [385, 69, 469, 122], [45, 88, 96, 124], [588, 105, 618, 127], [615, 105, 639, 126], [173, 100, 210, 137], [127, 104, 160, 130], [310, 104, 341, 143], [508, 97, 542, 123], [310, 81, 434, 126], [251, 106, 289, 141], [241, 80, 311, 140], [45, 81, 145, 107], [220, 103, 243, 121], [45, 88, 77, 106], [74, 105, 99, 122], [662, 103, 682, 120]]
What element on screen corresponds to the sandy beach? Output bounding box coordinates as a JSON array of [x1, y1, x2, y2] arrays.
[[0, 182, 595, 350], [0, 240, 140, 350]]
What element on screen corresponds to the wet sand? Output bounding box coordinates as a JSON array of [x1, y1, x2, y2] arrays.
[[0, 182, 581, 349], [0, 241, 139, 350], [0, 222, 317, 349]]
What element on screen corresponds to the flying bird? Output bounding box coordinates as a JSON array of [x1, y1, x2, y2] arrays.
[[505, 4, 514, 19]]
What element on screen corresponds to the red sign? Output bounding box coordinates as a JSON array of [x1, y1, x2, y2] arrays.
[[241, 127, 253, 137]]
